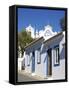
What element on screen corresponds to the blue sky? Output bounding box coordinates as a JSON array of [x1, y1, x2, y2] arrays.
[[18, 8, 65, 32]]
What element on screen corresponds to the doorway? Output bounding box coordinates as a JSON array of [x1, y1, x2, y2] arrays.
[[47, 48, 52, 76], [32, 51, 35, 73]]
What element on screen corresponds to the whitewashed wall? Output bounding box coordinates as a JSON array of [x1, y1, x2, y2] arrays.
[[18, 58, 23, 71]]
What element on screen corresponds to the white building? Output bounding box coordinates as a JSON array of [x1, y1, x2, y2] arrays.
[[24, 26, 65, 80], [18, 24, 57, 71], [26, 24, 35, 38], [18, 24, 65, 80]]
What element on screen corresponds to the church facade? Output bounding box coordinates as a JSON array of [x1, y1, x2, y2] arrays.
[[25, 24, 57, 39], [24, 25, 65, 80]]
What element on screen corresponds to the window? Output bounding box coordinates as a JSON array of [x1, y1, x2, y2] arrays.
[[54, 45, 59, 65], [37, 48, 41, 64]]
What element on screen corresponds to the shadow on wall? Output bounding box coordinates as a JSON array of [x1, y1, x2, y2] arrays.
[[60, 46, 65, 60], [43, 53, 48, 63]]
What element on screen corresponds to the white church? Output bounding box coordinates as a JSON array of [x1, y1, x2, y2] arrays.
[[25, 24, 57, 39]]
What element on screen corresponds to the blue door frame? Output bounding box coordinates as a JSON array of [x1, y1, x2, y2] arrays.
[[32, 51, 35, 73]]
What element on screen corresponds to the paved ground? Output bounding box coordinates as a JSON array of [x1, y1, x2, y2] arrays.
[[18, 71, 39, 82], [18, 70, 53, 82]]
